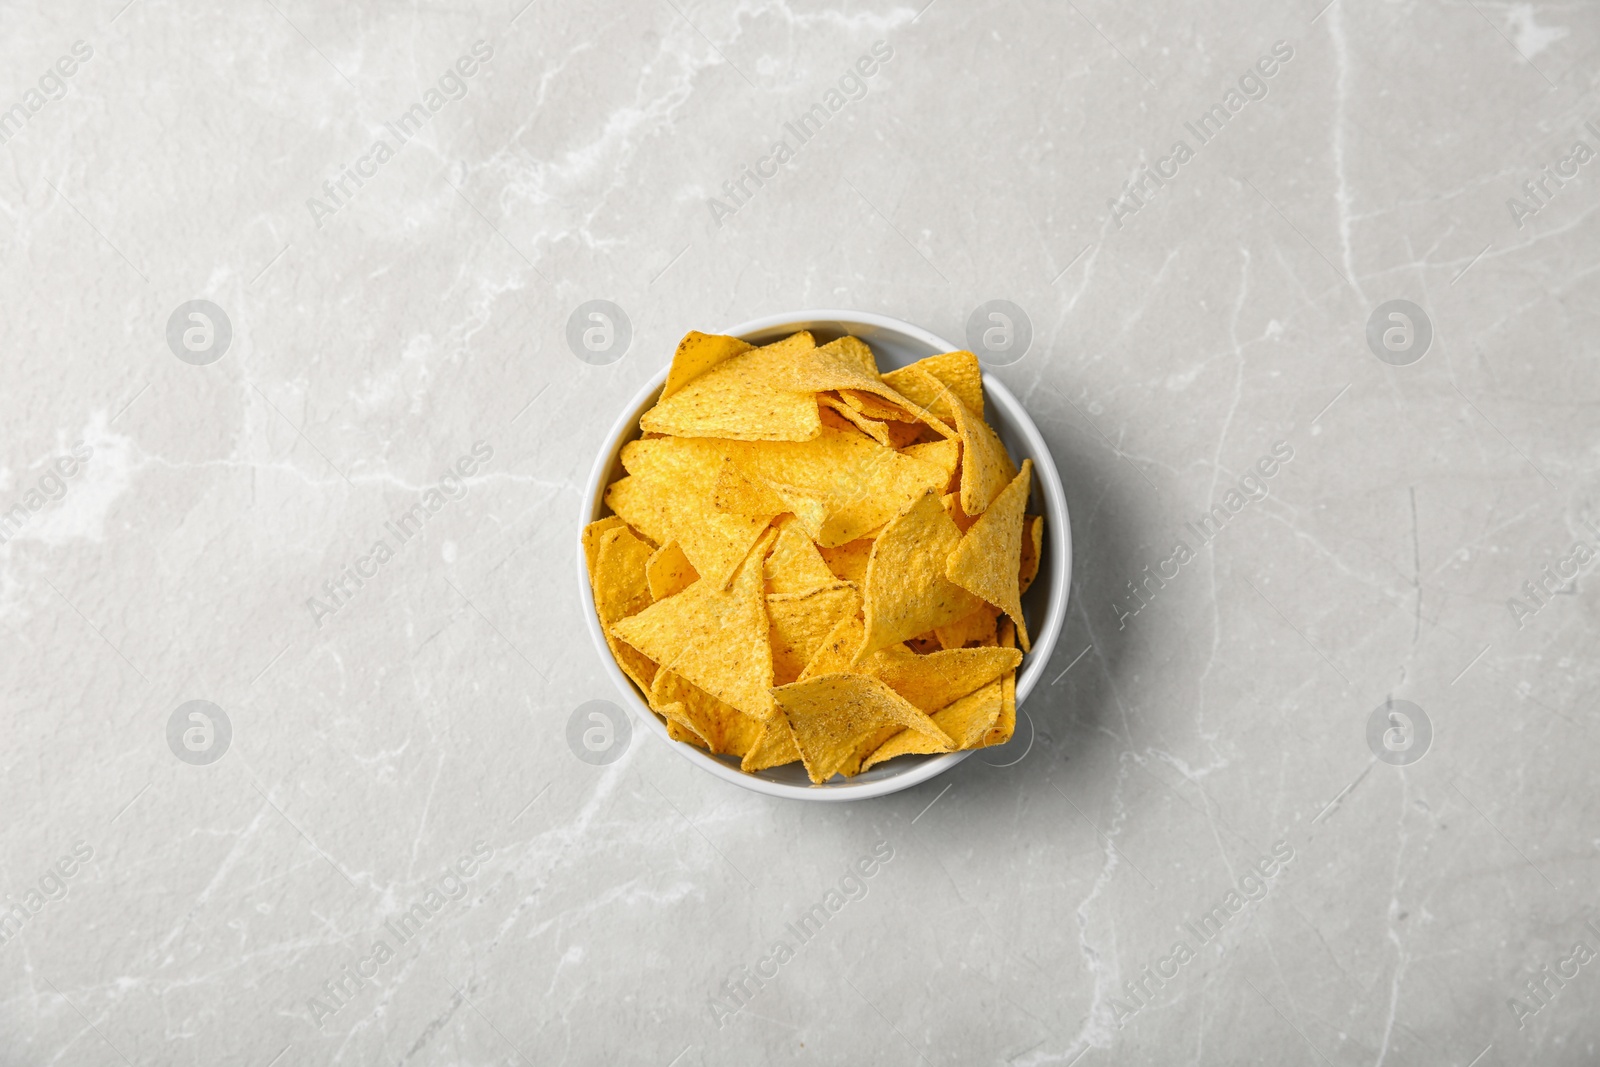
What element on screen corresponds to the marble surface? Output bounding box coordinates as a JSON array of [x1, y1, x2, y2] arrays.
[[2, 0, 1598, 1063]]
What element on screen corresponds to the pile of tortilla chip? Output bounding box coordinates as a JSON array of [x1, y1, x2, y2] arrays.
[[581, 329, 1045, 784]]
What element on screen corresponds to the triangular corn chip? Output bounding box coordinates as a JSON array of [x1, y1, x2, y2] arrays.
[[1019, 514, 1045, 595], [856, 491, 982, 661], [903, 439, 961, 493], [766, 582, 862, 685], [934, 604, 1000, 649], [817, 535, 875, 583], [861, 675, 1006, 771], [616, 439, 776, 587], [649, 670, 763, 756], [946, 459, 1033, 651], [985, 619, 1018, 746], [582, 516, 630, 573], [764, 516, 840, 594], [609, 532, 774, 712], [786, 337, 956, 439], [640, 331, 822, 441], [741, 715, 803, 773], [771, 673, 954, 783], [661, 331, 752, 399], [863, 644, 1021, 712], [645, 540, 697, 600], [588, 525, 659, 694], [882, 350, 984, 421]]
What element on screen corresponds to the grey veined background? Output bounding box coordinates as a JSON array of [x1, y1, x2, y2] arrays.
[[2, 0, 1598, 1064]]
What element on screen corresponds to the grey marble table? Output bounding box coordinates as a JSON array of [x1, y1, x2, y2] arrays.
[[2, 0, 1598, 1064]]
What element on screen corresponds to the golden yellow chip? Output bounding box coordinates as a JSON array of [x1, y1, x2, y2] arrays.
[[645, 541, 697, 600], [664, 710, 709, 749], [617, 439, 777, 587], [661, 331, 753, 399], [940, 491, 978, 533], [771, 673, 954, 783], [641, 331, 821, 441], [764, 516, 840, 594], [798, 614, 866, 679], [985, 619, 1018, 747], [602, 476, 670, 546], [818, 535, 875, 584], [856, 491, 982, 662], [719, 428, 947, 548], [610, 532, 776, 718], [839, 389, 920, 423], [785, 336, 956, 439], [903, 439, 961, 492], [861, 675, 1005, 770], [881, 350, 984, 421], [864, 644, 1021, 712], [741, 714, 803, 772], [582, 516, 631, 573], [589, 525, 659, 694], [946, 459, 1032, 651], [766, 582, 862, 685], [649, 670, 763, 756], [818, 395, 897, 448], [934, 604, 1000, 649], [1019, 514, 1045, 595]]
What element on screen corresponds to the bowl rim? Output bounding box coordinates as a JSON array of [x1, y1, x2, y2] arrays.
[[576, 309, 1072, 800]]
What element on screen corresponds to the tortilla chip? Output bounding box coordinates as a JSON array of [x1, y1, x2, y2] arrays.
[[610, 532, 776, 718], [856, 491, 982, 662], [1019, 514, 1045, 595], [985, 619, 1018, 747], [786, 337, 956, 440], [719, 427, 948, 548], [818, 535, 876, 583], [640, 331, 822, 442], [617, 439, 777, 587], [645, 541, 698, 600], [741, 715, 803, 773], [771, 673, 954, 783], [818, 395, 903, 448], [946, 459, 1033, 651], [604, 475, 671, 546], [799, 615, 867, 680], [589, 526, 660, 694], [865, 644, 1022, 712], [582, 516, 631, 573], [903, 439, 961, 493], [941, 492, 978, 534], [767, 582, 862, 685], [662, 331, 752, 399], [882, 350, 985, 421], [934, 604, 1000, 649], [862, 676, 1005, 770], [840, 390, 920, 423], [649, 670, 762, 756], [664, 710, 709, 749], [764, 517, 840, 594]]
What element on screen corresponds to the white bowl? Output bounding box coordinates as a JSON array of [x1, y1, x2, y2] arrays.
[[578, 311, 1072, 800]]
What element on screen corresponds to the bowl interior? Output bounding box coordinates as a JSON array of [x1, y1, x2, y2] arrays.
[[583, 313, 1069, 797]]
